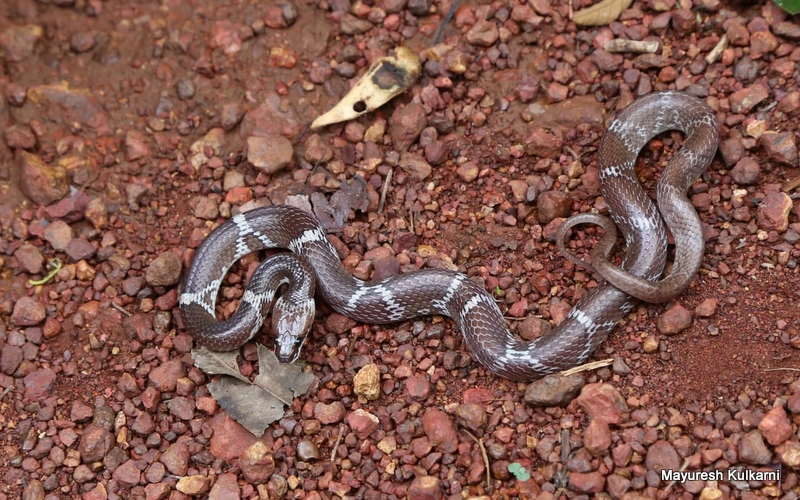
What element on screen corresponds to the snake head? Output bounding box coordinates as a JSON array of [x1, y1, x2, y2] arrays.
[[272, 297, 315, 363]]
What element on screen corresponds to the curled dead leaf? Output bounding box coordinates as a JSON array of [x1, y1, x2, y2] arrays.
[[310, 46, 421, 129], [310, 176, 368, 230], [572, 0, 633, 26]]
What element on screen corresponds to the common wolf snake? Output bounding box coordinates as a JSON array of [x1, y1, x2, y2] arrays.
[[180, 91, 718, 381]]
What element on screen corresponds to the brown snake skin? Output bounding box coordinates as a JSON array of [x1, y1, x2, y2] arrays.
[[180, 91, 719, 382]]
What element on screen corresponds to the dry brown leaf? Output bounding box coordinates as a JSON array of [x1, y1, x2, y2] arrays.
[[192, 345, 315, 436], [572, 0, 633, 26], [207, 378, 285, 436], [191, 348, 250, 384], [310, 46, 421, 129], [253, 344, 316, 404]]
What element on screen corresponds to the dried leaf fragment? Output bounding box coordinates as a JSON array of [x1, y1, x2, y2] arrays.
[[207, 378, 285, 436], [253, 344, 315, 403], [310, 176, 369, 230], [192, 345, 315, 436], [572, 0, 633, 26], [192, 348, 250, 384], [604, 39, 660, 53], [310, 47, 421, 129]]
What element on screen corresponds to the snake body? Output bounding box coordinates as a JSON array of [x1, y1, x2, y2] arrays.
[[181, 252, 316, 362], [180, 91, 718, 382]]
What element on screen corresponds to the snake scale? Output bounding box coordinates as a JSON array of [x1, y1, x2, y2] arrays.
[[180, 91, 719, 382]]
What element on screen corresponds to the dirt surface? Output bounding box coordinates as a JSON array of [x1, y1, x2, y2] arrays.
[[1, 0, 800, 499]]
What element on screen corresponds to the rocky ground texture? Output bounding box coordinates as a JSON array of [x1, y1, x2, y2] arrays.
[[1, 0, 800, 498]]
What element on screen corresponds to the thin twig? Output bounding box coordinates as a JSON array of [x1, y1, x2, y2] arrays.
[[665, 457, 690, 492], [433, 0, 461, 45], [559, 358, 613, 376], [560, 429, 571, 463], [345, 328, 360, 361], [764, 367, 800, 372], [705, 33, 728, 64], [331, 424, 345, 462], [378, 167, 393, 213], [0, 385, 12, 402], [761, 101, 778, 113], [111, 302, 133, 317], [28, 258, 62, 286], [782, 174, 800, 193], [462, 429, 492, 493]]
